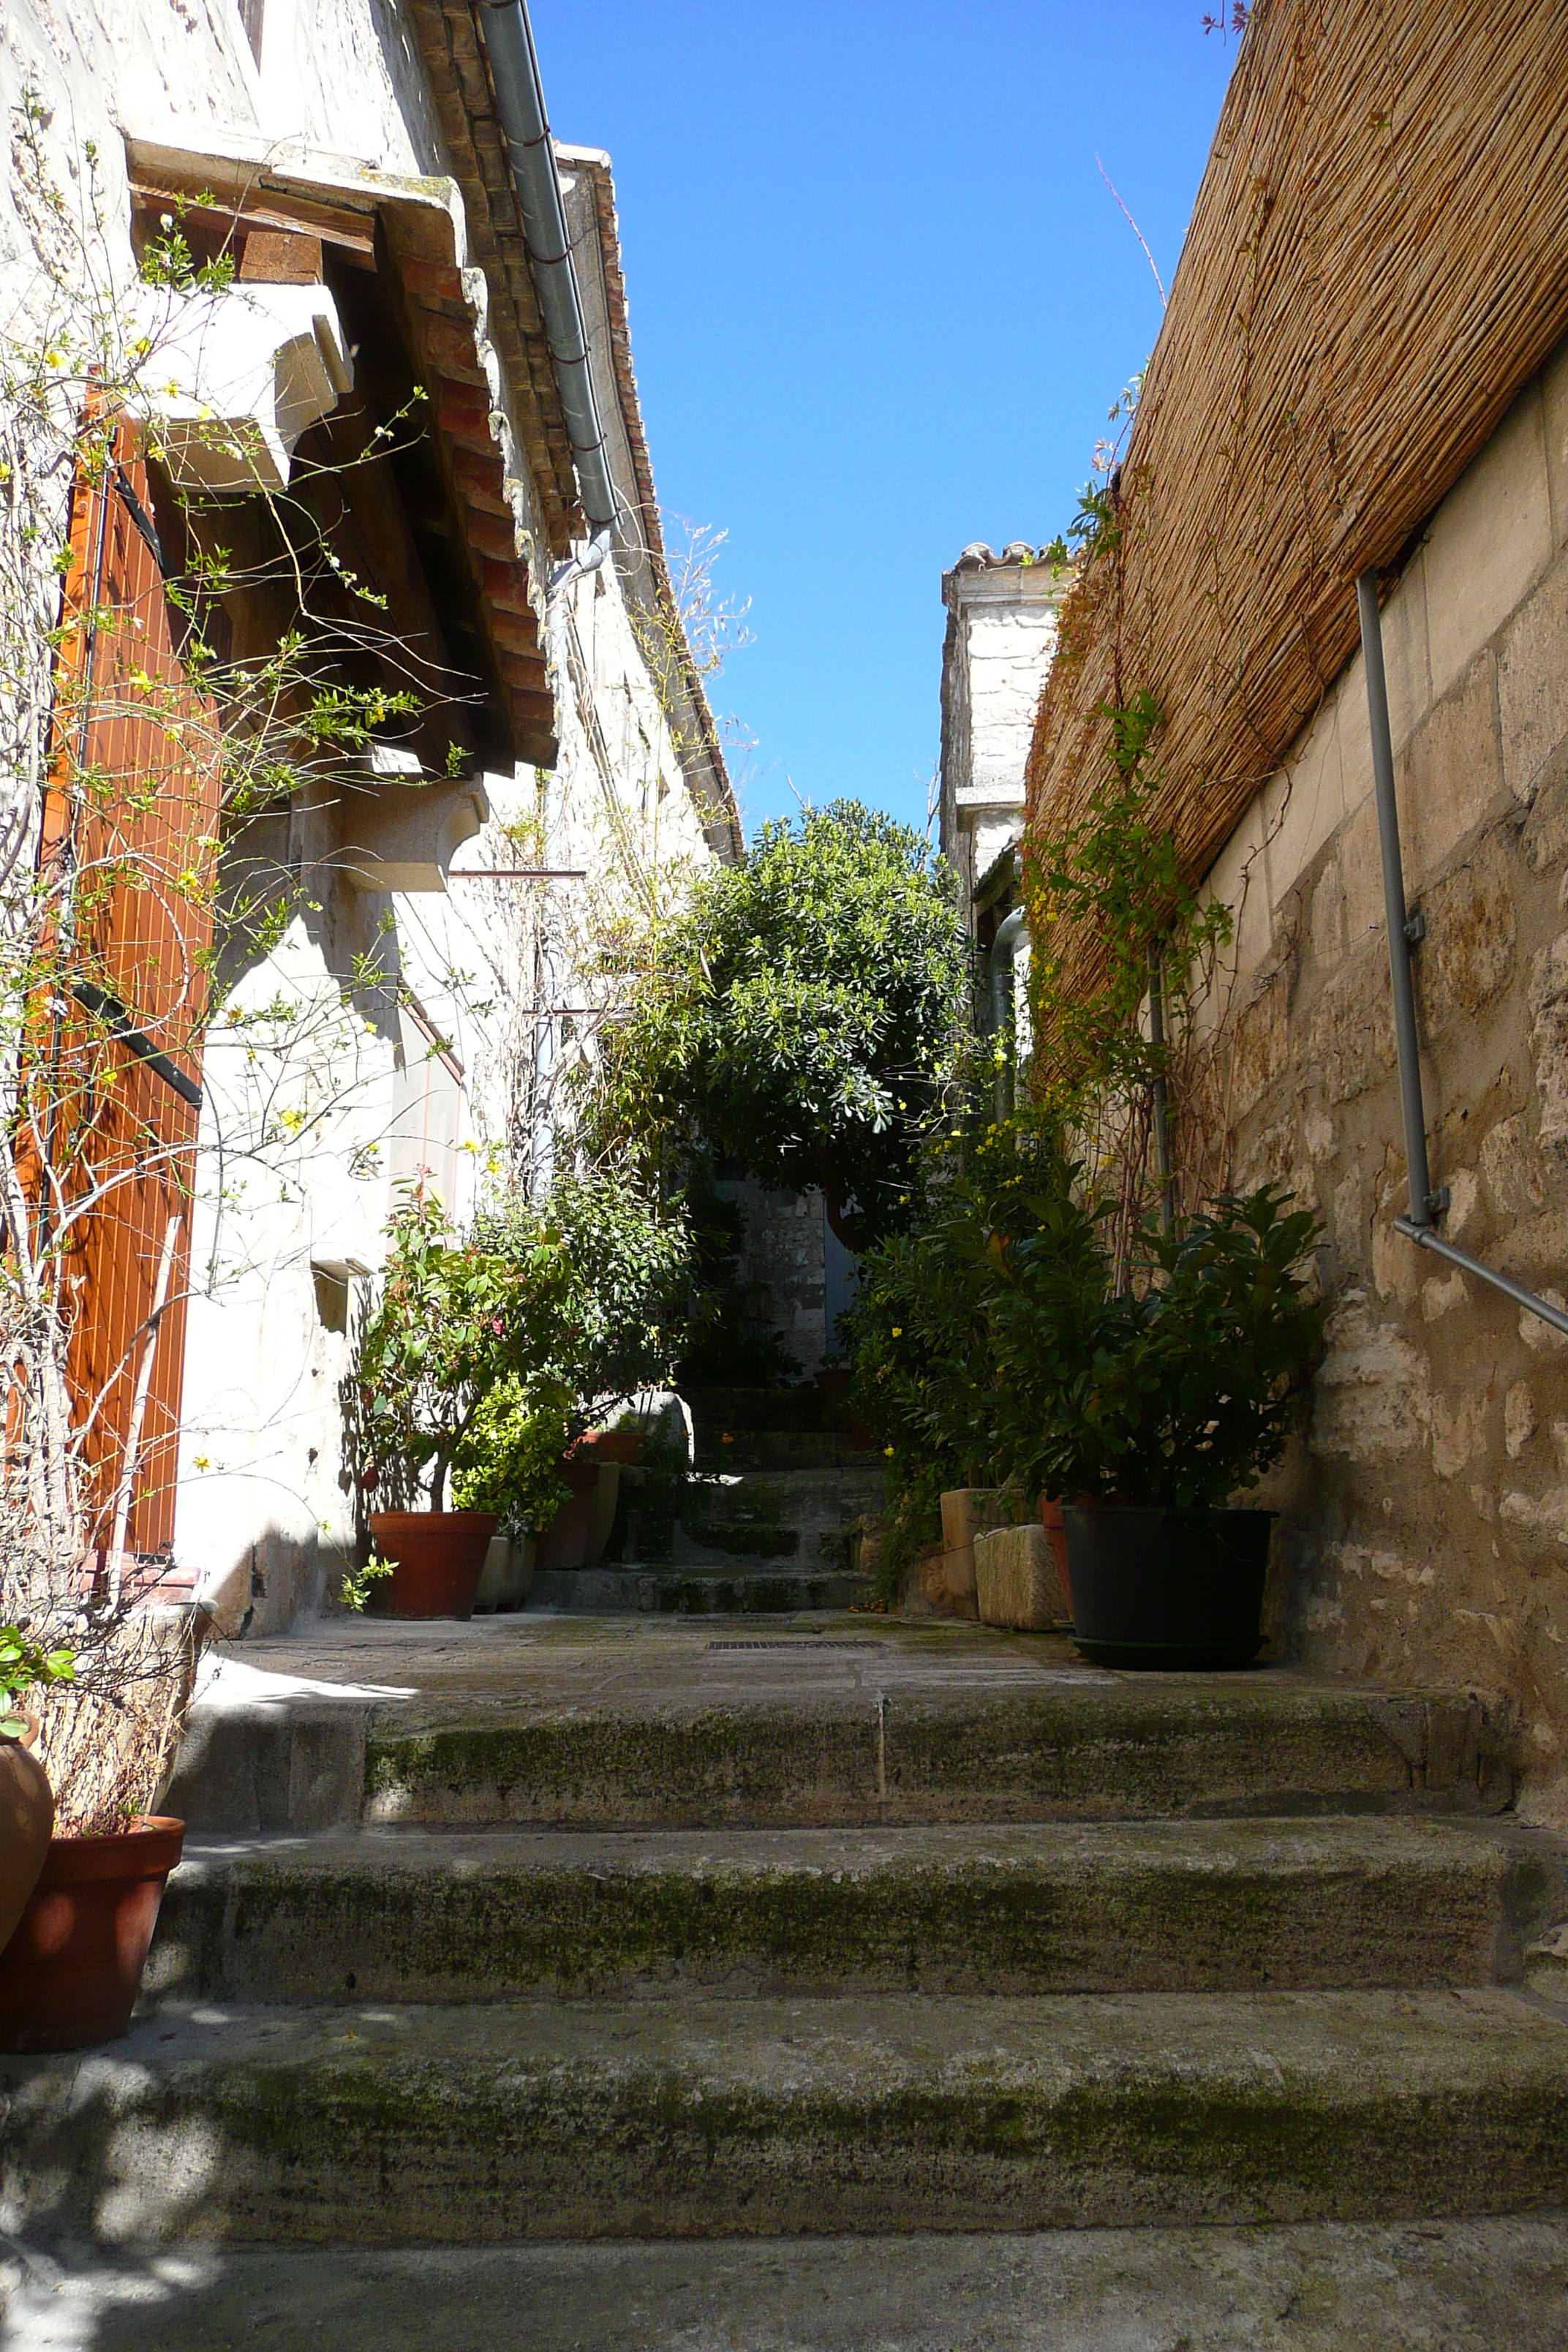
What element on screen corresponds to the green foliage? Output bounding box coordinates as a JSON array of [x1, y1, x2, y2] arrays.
[[355, 1188, 570, 1512], [581, 802, 968, 1253], [849, 1110, 1324, 1531], [451, 1373, 574, 1528], [1027, 692, 1231, 1120], [476, 1169, 693, 1416], [339, 1552, 394, 1615], [846, 1109, 1101, 1497], [0, 1626, 75, 1739], [989, 1185, 1325, 1509]]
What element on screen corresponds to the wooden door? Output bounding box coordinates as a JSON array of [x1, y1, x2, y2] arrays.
[[29, 422, 219, 1557]]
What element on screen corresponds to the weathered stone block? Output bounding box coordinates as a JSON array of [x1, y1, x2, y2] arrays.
[[974, 1525, 1070, 1631], [1307, 952, 1396, 1107], [1311, 1293, 1431, 1460], [1529, 936, 1568, 1156], [1480, 1114, 1547, 1215], [1401, 649, 1504, 876], [1425, 380, 1553, 702], [1526, 1920, 1568, 1999], [1414, 832, 1515, 1027], [903, 1548, 979, 1621], [1500, 543, 1568, 802]]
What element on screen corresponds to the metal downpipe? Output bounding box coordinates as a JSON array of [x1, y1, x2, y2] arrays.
[[1357, 569, 1438, 1227], [1357, 568, 1568, 1337], [479, 0, 619, 537]]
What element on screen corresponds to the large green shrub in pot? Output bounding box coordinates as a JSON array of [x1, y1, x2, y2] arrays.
[[845, 1109, 1104, 1591], [993, 1186, 1326, 1509]]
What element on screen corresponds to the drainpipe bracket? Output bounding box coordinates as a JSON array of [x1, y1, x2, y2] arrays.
[[1403, 909, 1427, 949]]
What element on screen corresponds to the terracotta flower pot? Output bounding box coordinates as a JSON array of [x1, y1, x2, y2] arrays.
[[0, 1815, 184, 2052], [578, 1430, 645, 1467], [0, 1724, 54, 1956], [1039, 1493, 1096, 1611], [369, 1510, 497, 1619], [534, 1458, 602, 1572]]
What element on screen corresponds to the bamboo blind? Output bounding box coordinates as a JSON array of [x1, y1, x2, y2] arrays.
[[1025, 0, 1568, 929]]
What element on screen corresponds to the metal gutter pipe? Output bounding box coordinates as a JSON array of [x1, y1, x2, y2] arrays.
[[1357, 569, 1438, 1227], [479, 0, 619, 540], [1357, 567, 1568, 1338]]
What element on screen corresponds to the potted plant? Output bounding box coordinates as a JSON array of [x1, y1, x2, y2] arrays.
[[0, 1602, 197, 2052], [1005, 1186, 1324, 1670], [353, 1188, 570, 1618], [0, 1628, 72, 1957], [473, 1172, 693, 1572], [452, 1373, 573, 1609]]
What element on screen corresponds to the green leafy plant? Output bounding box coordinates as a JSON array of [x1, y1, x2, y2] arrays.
[[355, 1188, 570, 1512], [451, 1373, 574, 1529], [476, 1170, 693, 1418], [339, 1553, 394, 1614], [581, 801, 968, 1252], [0, 1627, 75, 1739], [845, 1108, 1104, 1599], [997, 1186, 1325, 1509]]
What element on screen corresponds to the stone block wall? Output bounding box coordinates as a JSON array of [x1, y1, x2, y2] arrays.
[[1198, 328, 1568, 1823]]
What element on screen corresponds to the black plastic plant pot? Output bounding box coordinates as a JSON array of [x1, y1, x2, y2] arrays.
[[1062, 1506, 1275, 1671]]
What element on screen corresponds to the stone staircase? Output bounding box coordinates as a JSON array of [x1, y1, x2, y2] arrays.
[[530, 1385, 883, 1613], [4, 1616, 1568, 2340]]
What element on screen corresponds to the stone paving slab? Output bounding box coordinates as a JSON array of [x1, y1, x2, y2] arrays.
[[4, 1988, 1566, 2243], [147, 1815, 1561, 2005], [167, 1616, 1517, 1832], [7, 2217, 1568, 2351]]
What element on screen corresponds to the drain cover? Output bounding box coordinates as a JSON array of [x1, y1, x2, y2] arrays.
[[706, 1639, 884, 1652]]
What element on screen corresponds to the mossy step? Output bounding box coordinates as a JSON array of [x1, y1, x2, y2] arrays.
[[681, 1520, 802, 1557], [527, 1567, 870, 1614], [149, 1817, 1564, 2008], [361, 1677, 1515, 1830], [7, 1988, 1567, 2243], [19, 2217, 1568, 2349]]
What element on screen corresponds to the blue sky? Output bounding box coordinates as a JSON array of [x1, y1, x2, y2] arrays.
[[532, 3, 1239, 840]]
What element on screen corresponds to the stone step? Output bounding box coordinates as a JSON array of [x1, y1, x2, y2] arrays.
[[529, 1567, 874, 1613], [12, 2217, 1568, 2350], [6, 1987, 1567, 2243], [685, 1385, 838, 1435], [148, 1817, 1563, 2008], [695, 1430, 872, 1471], [361, 1670, 1514, 1831]]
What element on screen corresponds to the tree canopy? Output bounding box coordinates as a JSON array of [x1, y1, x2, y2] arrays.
[[583, 802, 968, 1251]]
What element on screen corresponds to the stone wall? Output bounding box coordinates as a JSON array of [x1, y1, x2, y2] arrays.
[[1198, 327, 1568, 1823], [938, 548, 1063, 931]]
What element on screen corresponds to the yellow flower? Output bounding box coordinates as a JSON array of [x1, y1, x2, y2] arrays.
[[883, 1445, 895, 1457], [890, 1327, 902, 1338]]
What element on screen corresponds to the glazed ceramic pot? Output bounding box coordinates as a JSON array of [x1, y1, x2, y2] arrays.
[[0, 1722, 54, 1956], [369, 1511, 497, 1619], [0, 1814, 184, 2052]]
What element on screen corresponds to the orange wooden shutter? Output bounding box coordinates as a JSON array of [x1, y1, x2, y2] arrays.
[[31, 423, 220, 1556]]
